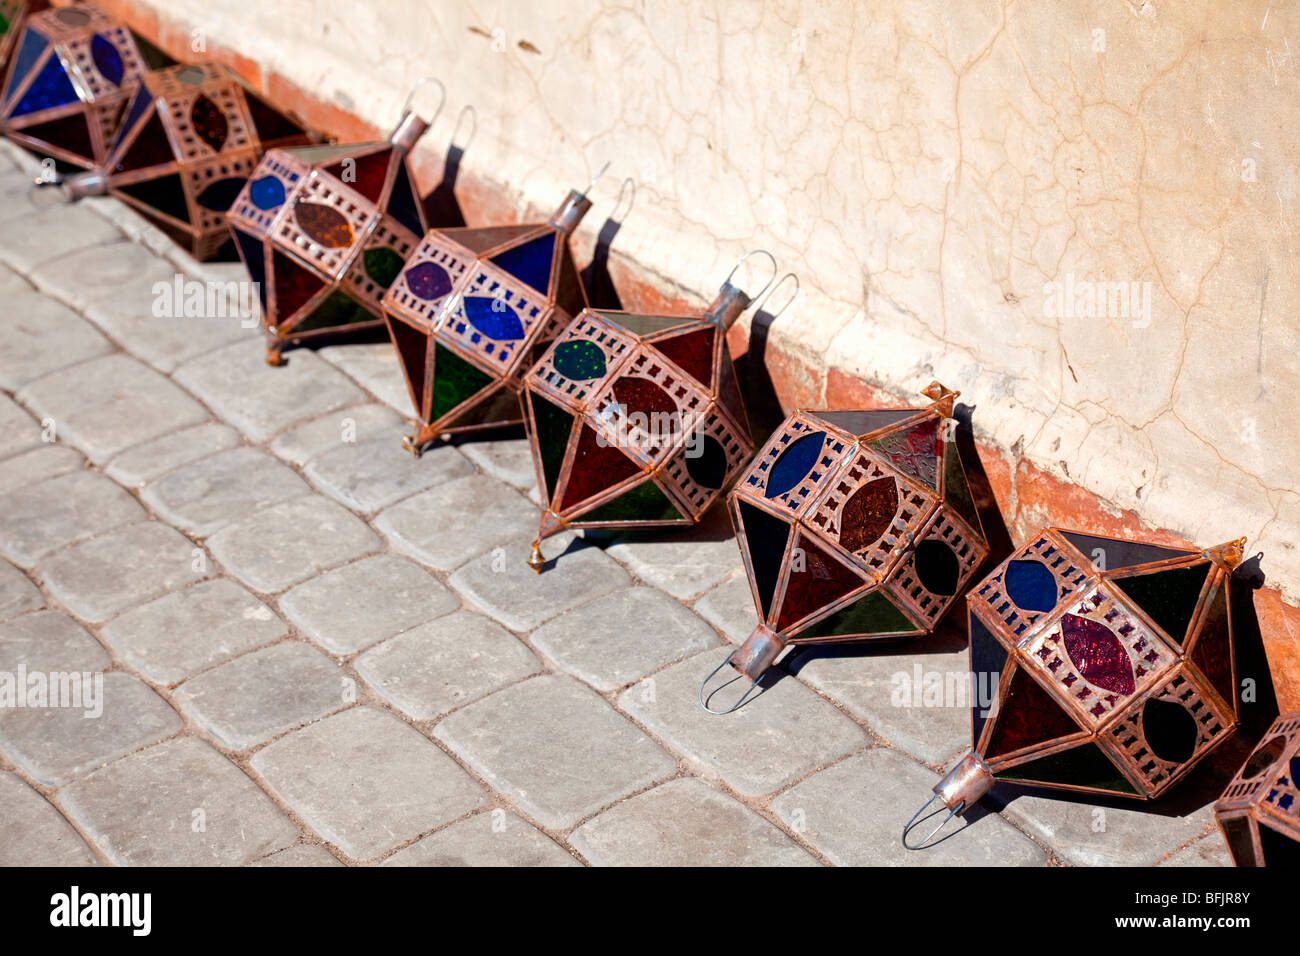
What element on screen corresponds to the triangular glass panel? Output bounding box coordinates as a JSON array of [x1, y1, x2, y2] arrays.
[[269, 248, 326, 321], [244, 88, 305, 143], [1189, 580, 1233, 703], [970, 610, 1008, 746], [4, 30, 47, 105], [119, 172, 190, 224], [231, 228, 267, 310], [19, 111, 93, 161], [1059, 531, 1195, 570], [1115, 561, 1211, 645], [385, 160, 423, 236], [559, 424, 643, 512], [112, 110, 172, 174], [12, 50, 79, 117], [738, 500, 791, 620], [597, 311, 692, 338], [530, 393, 576, 502], [289, 289, 371, 334], [490, 231, 556, 296], [1260, 822, 1300, 866], [867, 417, 941, 489], [995, 740, 1138, 795], [442, 224, 538, 256], [942, 441, 982, 535], [985, 666, 1084, 760], [775, 533, 868, 632], [815, 409, 916, 437], [430, 342, 492, 422], [797, 588, 918, 639], [387, 317, 429, 413], [325, 147, 391, 203], [580, 477, 684, 523], [445, 384, 520, 430], [651, 326, 714, 387]]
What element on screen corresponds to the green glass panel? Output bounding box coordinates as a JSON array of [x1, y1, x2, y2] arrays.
[[291, 290, 371, 334], [996, 741, 1138, 795], [363, 246, 404, 289], [580, 477, 683, 523], [943, 442, 981, 535], [530, 393, 575, 500], [430, 343, 492, 422], [1115, 561, 1210, 645], [0, 12, 9, 34], [448, 386, 520, 429], [799, 588, 917, 639]]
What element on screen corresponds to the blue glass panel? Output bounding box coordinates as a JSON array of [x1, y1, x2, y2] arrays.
[[4, 30, 47, 104], [12, 48, 79, 117], [249, 175, 286, 211], [552, 340, 605, 380], [1004, 559, 1057, 613], [115, 88, 152, 147], [490, 232, 555, 295], [764, 431, 825, 499], [90, 34, 124, 87], [404, 261, 452, 301], [232, 228, 267, 310], [463, 295, 524, 341]]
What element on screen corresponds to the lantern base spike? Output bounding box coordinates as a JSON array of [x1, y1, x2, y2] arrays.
[[402, 423, 441, 457], [527, 538, 546, 574]]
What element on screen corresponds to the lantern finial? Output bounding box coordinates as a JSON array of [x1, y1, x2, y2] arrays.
[[922, 381, 959, 417], [1206, 537, 1247, 570]]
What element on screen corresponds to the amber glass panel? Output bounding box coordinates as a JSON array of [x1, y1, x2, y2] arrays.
[[325, 147, 391, 203], [653, 327, 715, 387], [775, 534, 866, 631], [559, 425, 642, 512], [838, 476, 897, 552], [985, 666, 1082, 760]]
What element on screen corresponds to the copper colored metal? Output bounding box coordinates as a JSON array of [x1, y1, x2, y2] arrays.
[[933, 753, 995, 812], [731, 625, 787, 682], [60, 61, 316, 261], [227, 109, 435, 363], [1214, 711, 1300, 865], [0, 3, 161, 170]]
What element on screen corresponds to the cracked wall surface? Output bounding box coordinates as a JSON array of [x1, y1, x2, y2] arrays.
[[98, 0, 1299, 611]]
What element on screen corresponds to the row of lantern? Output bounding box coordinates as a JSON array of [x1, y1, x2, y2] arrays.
[[2, 2, 1294, 865]]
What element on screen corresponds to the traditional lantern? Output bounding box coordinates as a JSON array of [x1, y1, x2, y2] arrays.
[[904, 530, 1246, 847], [0, 0, 40, 94], [1215, 712, 1300, 865], [380, 177, 599, 456], [55, 61, 315, 260], [699, 382, 989, 713], [521, 252, 778, 573], [226, 85, 442, 365], [0, 3, 162, 170]]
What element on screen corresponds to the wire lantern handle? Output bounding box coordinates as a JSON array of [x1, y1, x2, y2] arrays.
[[698, 649, 766, 715], [402, 76, 447, 124], [725, 248, 778, 301], [901, 794, 965, 850]]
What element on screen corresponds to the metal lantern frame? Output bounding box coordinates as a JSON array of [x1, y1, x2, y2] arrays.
[[380, 186, 594, 455], [703, 382, 989, 709], [0, 3, 153, 170], [0, 0, 38, 105], [521, 254, 776, 572], [1216, 711, 1300, 866], [62, 61, 316, 260], [227, 107, 435, 365], [905, 529, 1246, 848]]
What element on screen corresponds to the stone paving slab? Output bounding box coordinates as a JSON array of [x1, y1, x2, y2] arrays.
[[250, 844, 343, 867], [174, 340, 366, 443], [355, 610, 542, 720], [619, 647, 868, 798], [315, 342, 413, 414], [382, 810, 578, 867], [207, 495, 379, 594], [0, 392, 45, 459], [456, 435, 537, 491], [0, 559, 42, 620], [0, 609, 110, 675], [0, 201, 122, 275], [278, 553, 459, 655], [692, 571, 759, 645], [435, 674, 678, 830], [531, 587, 720, 692], [1160, 832, 1232, 867], [99, 578, 287, 685], [0, 471, 145, 567], [0, 771, 99, 866], [142, 446, 310, 537], [789, 636, 971, 766], [29, 240, 172, 314], [377, 475, 538, 571], [305, 436, 473, 514], [571, 777, 819, 866], [105, 422, 243, 489], [37, 520, 213, 623], [605, 505, 744, 600], [174, 641, 351, 750], [449, 535, 632, 632], [251, 706, 487, 861], [17, 354, 210, 464], [0, 444, 85, 496], [270, 403, 403, 467], [0, 671, 181, 786], [0, 291, 114, 390], [58, 736, 298, 866], [771, 748, 1048, 866]]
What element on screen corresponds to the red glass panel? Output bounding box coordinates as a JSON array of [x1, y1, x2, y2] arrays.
[[19, 111, 93, 161], [776, 533, 867, 631], [653, 327, 715, 387], [558, 424, 642, 512], [986, 665, 1082, 759], [113, 110, 172, 174], [1061, 613, 1135, 696], [868, 417, 941, 489], [270, 248, 326, 321], [1190, 581, 1233, 703], [325, 147, 391, 203], [611, 376, 676, 419]]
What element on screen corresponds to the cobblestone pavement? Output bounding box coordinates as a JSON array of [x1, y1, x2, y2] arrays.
[[0, 141, 1231, 866]]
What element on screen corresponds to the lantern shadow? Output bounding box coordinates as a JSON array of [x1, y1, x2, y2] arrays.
[[580, 214, 625, 310], [422, 143, 468, 229], [733, 301, 788, 447], [580, 497, 738, 555], [952, 401, 1015, 572], [988, 556, 1276, 820]]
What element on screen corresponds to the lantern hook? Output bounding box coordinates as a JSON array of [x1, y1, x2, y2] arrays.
[[698, 650, 766, 715], [901, 794, 964, 850], [724, 249, 778, 301], [401, 76, 447, 123]]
